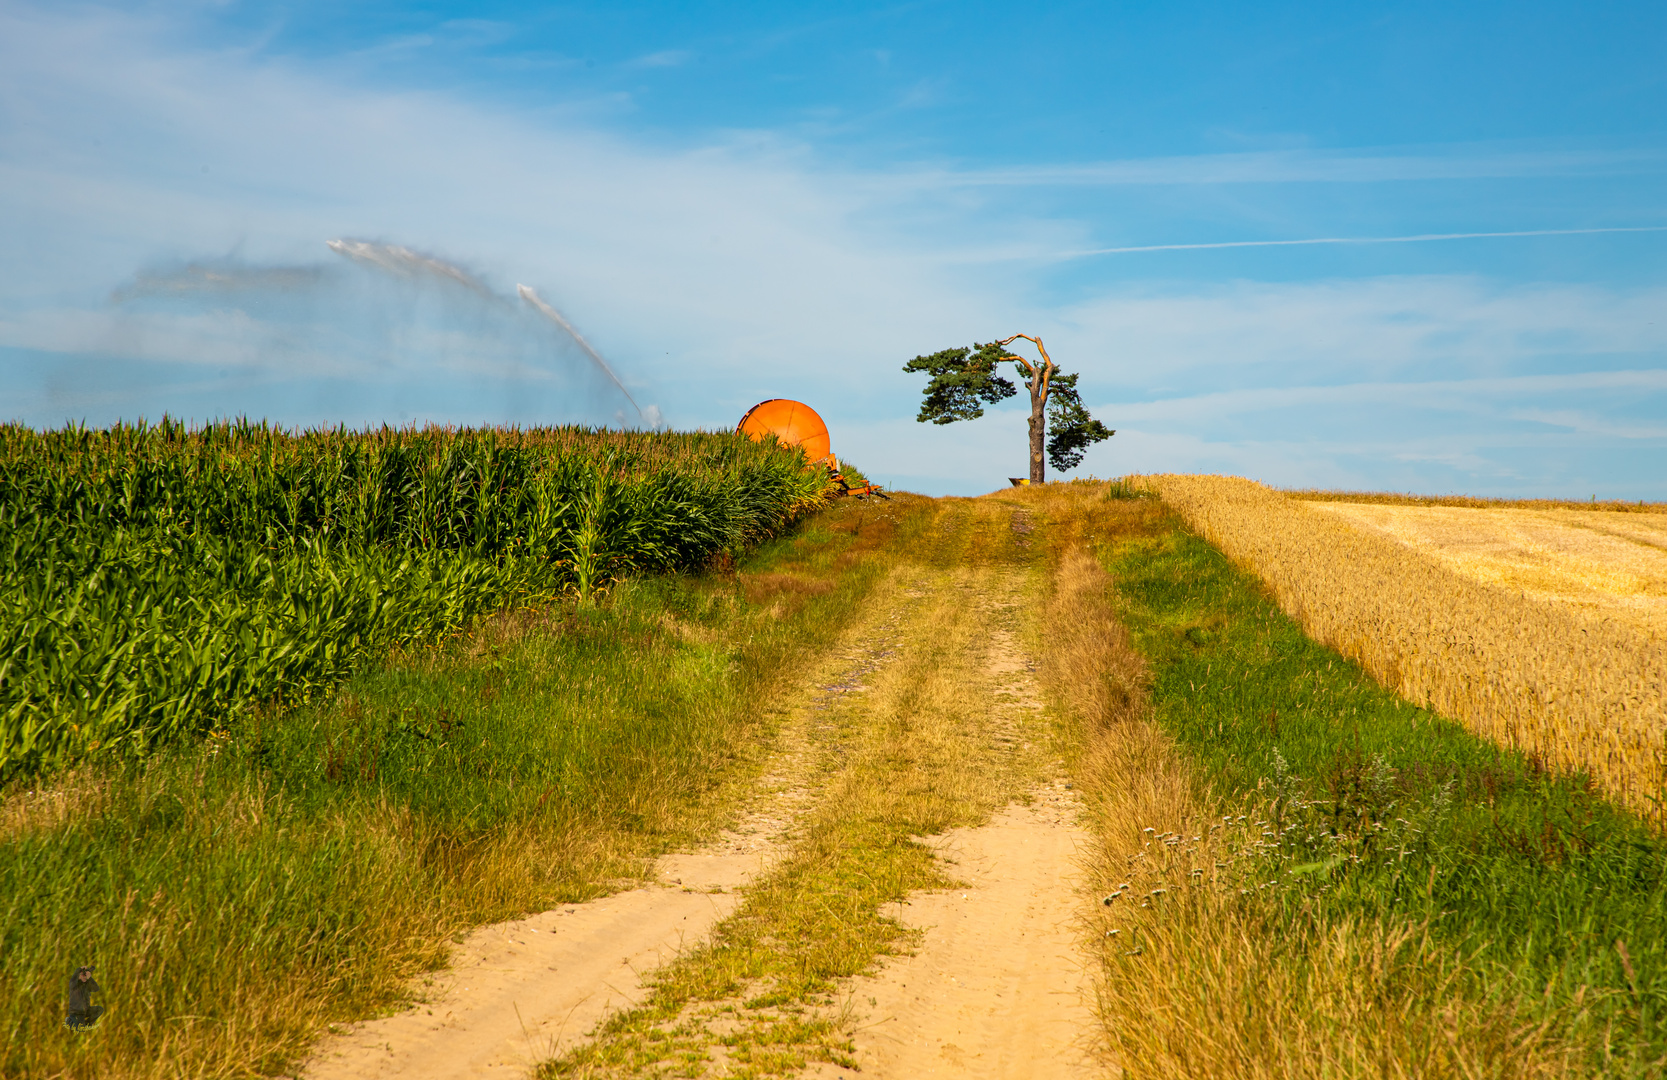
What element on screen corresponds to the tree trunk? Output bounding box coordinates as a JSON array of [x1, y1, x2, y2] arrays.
[[1028, 380, 1047, 484]]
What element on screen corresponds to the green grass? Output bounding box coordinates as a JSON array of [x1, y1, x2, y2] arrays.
[[0, 496, 892, 1080], [1105, 516, 1667, 1072]]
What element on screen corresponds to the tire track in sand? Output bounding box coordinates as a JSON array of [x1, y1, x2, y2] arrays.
[[296, 592, 916, 1080], [806, 565, 1102, 1079]]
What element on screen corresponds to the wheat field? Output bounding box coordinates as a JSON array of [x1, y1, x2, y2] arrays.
[[1309, 502, 1667, 637], [1144, 475, 1667, 821]]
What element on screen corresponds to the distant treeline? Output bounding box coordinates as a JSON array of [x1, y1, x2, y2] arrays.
[[0, 420, 835, 779]]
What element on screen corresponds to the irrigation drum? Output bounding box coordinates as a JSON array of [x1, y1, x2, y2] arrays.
[[736, 400, 833, 466]]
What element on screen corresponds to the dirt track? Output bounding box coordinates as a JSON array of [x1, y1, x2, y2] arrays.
[[300, 841, 773, 1079], [301, 500, 1105, 1079], [810, 792, 1098, 1079]]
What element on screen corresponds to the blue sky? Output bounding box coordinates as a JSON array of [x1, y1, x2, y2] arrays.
[[2, 1, 1664, 496]]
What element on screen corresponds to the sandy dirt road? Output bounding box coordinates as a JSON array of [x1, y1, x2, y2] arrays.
[[810, 789, 1099, 1079], [300, 581, 898, 1080], [299, 822, 783, 1080], [302, 501, 1106, 1079]]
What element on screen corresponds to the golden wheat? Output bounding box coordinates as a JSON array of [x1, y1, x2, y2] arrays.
[[1142, 475, 1667, 821], [1307, 502, 1667, 637]]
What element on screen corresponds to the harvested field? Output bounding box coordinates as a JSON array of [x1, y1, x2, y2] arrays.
[[1308, 502, 1667, 636], [1144, 475, 1667, 821], [1288, 490, 1666, 515]]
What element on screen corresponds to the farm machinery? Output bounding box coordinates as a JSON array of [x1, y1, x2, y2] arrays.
[[736, 399, 886, 499]]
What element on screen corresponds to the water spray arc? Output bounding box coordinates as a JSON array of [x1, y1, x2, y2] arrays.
[[516, 285, 640, 418], [325, 239, 490, 294], [324, 238, 645, 422]]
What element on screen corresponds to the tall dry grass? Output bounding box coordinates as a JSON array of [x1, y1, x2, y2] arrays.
[[1143, 475, 1667, 821], [1029, 511, 1578, 1078]]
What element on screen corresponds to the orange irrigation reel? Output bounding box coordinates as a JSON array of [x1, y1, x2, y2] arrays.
[[737, 399, 885, 498]]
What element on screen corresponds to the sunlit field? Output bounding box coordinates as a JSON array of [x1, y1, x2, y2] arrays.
[[0, 420, 834, 781], [1306, 501, 1667, 636], [1146, 475, 1667, 821]]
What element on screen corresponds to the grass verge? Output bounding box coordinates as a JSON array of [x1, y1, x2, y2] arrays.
[[0, 495, 914, 1080], [1021, 483, 1665, 1077]]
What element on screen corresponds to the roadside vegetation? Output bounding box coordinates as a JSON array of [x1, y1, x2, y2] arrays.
[[0, 427, 872, 1080], [0, 420, 833, 780], [1014, 482, 1665, 1078], [12, 452, 1665, 1080], [1147, 475, 1665, 820]]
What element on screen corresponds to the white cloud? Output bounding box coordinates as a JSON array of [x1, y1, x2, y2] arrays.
[[1062, 225, 1667, 258], [1098, 369, 1667, 423], [1051, 278, 1667, 385], [1506, 408, 1667, 440]]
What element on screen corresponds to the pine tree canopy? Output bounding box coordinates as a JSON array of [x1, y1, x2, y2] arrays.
[[1044, 372, 1114, 472], [902, 344, 1018, 424]]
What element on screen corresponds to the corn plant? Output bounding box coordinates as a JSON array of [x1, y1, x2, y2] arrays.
[[0, 420, 838, 779]]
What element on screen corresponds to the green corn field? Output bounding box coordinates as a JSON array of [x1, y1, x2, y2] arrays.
[[0, 418, 836, 780]]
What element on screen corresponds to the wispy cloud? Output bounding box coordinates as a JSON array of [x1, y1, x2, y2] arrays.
[[1506, 407, 1667, 440], [908, 146, 1667, 188], [1125, 368, 1662, 406], [628, 49, 692, 68], [896, 77, 949, 110], [436, 20, 516, 47], [1065, 225, 1667, 258], [1051, 277, 1667, 386], [1099, 370, 1667, 424]]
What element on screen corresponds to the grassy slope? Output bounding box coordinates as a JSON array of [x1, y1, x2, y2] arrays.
[[1104, 499, 1667, 1073], [0, 495, 898, 1080]]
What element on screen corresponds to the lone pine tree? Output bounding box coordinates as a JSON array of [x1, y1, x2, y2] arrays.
[[903, 334, 1113, 484]]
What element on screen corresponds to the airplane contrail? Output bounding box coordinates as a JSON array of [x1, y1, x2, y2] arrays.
[[1066, 224, 1667, 257], [517, 285, 641, 417]]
